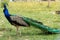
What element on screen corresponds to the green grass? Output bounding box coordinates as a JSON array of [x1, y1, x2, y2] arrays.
[[0, 2, 60, 40]]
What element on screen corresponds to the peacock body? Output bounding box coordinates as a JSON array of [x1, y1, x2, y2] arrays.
[[3, 4, 60, 34]]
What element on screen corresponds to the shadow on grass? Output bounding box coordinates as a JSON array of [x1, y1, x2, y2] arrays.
[[22, 32, 57, 36]]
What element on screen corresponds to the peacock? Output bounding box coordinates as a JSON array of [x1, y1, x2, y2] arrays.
[[3, 4, 43, 35]]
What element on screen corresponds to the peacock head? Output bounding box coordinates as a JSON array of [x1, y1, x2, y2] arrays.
[[4, 4, 6, 8]]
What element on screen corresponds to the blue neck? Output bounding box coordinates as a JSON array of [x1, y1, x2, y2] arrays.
[[3, 7, 10, 17]]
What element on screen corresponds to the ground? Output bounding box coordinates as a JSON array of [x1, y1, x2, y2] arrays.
[[0, 2, 60, 40]]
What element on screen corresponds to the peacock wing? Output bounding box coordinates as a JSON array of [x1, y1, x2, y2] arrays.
[[10, 15, 29, 26]]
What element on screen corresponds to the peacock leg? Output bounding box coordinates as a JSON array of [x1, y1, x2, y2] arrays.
[[16, 27, 19, 35], [16, 26, 21, 36]]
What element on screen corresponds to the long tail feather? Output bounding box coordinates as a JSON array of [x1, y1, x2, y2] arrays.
[[23, 17, 60, 34]]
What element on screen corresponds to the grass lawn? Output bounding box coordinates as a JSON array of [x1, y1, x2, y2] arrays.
[[0, 2, 60, 40]]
